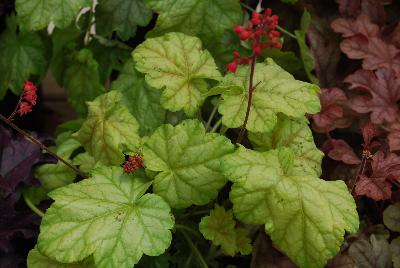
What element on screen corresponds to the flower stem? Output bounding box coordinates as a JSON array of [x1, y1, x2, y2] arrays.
[[276, 25, 297, 39], [179, 229, 209, 268], [236, 55, 257, 144], [210, 118, 222, 133], [23, 194, 45, 217], [0, 114, 86, 179]]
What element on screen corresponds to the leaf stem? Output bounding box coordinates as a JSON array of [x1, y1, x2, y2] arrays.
[[175, 224, 203, 240], [0, 114, 86, 178], [206, 104, 219, 131], [23, 194, 45, 217], [236, 55, 257, 143], [210, 118, 222, 133], [180, 229, 209, 268]]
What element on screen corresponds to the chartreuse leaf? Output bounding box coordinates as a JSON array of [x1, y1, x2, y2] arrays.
[[199, 205, 252, 256], [34, 132, 81, 191], [111, 59, 166, 136], [143, 119, 234, 208], [27, 247, 95, 268], [248, 115, 323, 176], [75, 91, 140, 166], [222, 147, 359, 268], [144, 0, 241, 43], [37, 166, 174, 268], [63, 49, 105, 116], [95, 0, 152, 40], [15, 0, 91, 31], [218, 58, 320, 133], [0, 16, 47, 98], [72, 152, 99, 174], [294, 10, 318, 85], [133, 32, 221, 115]]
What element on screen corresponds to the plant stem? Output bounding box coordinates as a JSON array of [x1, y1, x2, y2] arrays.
[[206, 104, 219, 131], [180, 229, 209, 268], [175, 224, 203, 240], [350, 151, 369, 193], [0, 114, 86, 178], [210, 118, 222, 133], [23, 194, 45, 217], [236, 55, 257, 144], [276, 25, 297, 39]]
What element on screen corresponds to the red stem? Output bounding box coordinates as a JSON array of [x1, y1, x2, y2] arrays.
[[236, 55, 257, 144], [0, 114, 86, 178]]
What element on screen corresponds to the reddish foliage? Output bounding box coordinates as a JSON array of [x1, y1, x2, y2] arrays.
[[388, 121, 400, 151], [322, 139, 361, 165], [344, 68, 400, 124], [355, 151, 400, 200], [312, 88, 352, 133], [332, 15, 400, 74]]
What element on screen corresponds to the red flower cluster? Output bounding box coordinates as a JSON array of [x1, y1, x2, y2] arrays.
[[123, 154, 144, 174], [227, 8, 282, 73], [17, 81, 37, 116]]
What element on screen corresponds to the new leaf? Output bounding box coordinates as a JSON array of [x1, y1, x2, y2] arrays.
[[37, 166, 174, 268]]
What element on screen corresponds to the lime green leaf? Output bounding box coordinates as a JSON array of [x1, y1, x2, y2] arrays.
[[199, 205, 252, 256], [27, 247, 95, 268], [72, 152, 99, 174], [111, 59, 166, 136], [75, 91, 140, 166], [63, 49, 105, 115], [248, 115, 323, 176], [35, 132, 80, 189], [383, 202, 400, 232], [15, 0, 91, 31], [133, 32, 221, 115], [218, 59, 320, 133], [222, 147, 359, 268], [96, 0, 152, 40], [145, 0, 241, 43], [0, 17, 47, 97], [261, 48, 306, 80], [294, 10, 318, 85], [37, 166, 174, 268], [143, 119, 234, 208]]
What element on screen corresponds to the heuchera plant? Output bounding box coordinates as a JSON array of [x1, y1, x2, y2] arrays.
[[0, 0, 372, 267]]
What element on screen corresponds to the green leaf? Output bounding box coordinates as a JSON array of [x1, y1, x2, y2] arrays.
[[35, 132, 81, 191], [144, 0, 241, 44], [95, 0, 152, 40], [15, 0, 91, 31], [72, 152, 99, 174], [349, 235, 392, 268], [75, 91, 140, 166], [218, 59, 320, 133], [111, 59, 166, 136], [0, 17, 47, 97], [261, 48, 306, 80], [383, 202, 400, 232], [133, 32, 221, 115], [27, 247, 95, 268], [143, 119, 234, 208], [136, 255, 169, 268], [88, 37, 131, 83], [199, 205, 252, 256], [222, 147, 359, 268], [294, 10, 318, 85], [63, 49, 105, 115], [37, 166, 174, 268], [248, 115, 323, 176], [391, 237, 400, 268]]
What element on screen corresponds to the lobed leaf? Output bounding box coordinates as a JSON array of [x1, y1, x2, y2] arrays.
[[143, 119, 234, 208], [37, 166, 174, 268]]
